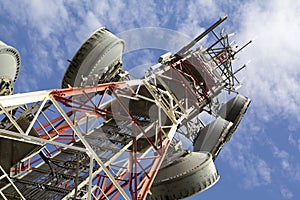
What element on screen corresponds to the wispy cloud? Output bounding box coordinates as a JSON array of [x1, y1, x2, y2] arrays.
[[288, 134, 300, 152], [272, 141, 300, 182], [215, 1, 300, 196], [221, 141, 272, 188], [235, 0, 300, 123], [281, 186, 294, 200]]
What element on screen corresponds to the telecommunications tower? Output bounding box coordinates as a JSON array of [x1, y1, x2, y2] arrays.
[[0, 16, 251, 200]]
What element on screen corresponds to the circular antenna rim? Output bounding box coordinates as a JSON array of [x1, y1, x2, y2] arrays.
[[61, 27, 124, 88], [0, 41, 21, 89]]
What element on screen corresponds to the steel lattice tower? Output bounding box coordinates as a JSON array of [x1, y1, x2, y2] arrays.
[[0, 16, 251, 200]]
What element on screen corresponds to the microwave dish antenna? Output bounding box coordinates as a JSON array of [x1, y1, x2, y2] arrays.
[[62, 28, 125, 88], [0, 41, 21, 95]]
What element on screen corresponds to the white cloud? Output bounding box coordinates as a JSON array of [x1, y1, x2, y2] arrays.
[[214, 2, 300, 196], [288, 134, 300, 151], [1, 1, 69, 39], [221, 144, 272, 188], [235, 0, 300, 123], [281, 186, 294, 200], [269, 139, 300, 182], [176, 0, 219, 37]]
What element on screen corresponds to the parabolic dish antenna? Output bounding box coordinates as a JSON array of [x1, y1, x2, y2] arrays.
[[0, 41, 20, 95], [148, 151, 219, 200], [62, 28, 124, 88]]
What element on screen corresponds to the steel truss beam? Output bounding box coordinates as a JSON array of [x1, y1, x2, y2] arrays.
[[0, 66, 197, 199]]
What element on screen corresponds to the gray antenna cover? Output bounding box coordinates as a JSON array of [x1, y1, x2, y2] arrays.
[[62, 28, 124, 88], [0, 41, 21, 94]]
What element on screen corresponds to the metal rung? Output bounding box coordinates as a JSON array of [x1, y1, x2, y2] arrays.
[[0, 174, 6, 180]]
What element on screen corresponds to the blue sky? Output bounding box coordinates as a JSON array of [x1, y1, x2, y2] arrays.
[[0, 0, 300, 199]]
